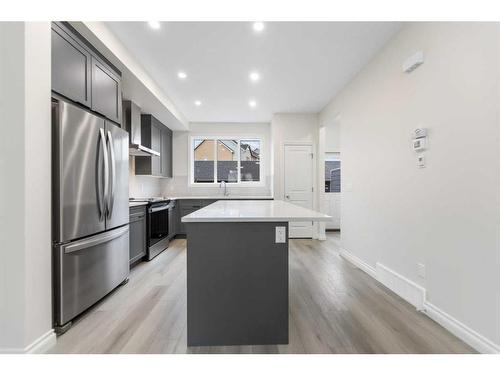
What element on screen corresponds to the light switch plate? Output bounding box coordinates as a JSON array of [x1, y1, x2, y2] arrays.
[[275, 226, 286, 243], [417, 154, 426, 168]]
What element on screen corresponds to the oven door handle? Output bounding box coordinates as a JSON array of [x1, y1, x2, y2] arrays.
[[149, 204, 169, 213]]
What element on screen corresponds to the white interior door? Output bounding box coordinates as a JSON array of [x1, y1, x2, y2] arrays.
[[284, 144, 313, 238]]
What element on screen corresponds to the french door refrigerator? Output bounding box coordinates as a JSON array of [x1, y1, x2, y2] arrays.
[[52, 99, 130, 331]]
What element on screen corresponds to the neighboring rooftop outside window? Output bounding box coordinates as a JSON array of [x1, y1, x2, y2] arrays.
[[192, 138, 262, 184]]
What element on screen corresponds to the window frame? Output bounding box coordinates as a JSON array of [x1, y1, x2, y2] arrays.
[[324, 152, 341, 193], [189, 135, 264, 186]]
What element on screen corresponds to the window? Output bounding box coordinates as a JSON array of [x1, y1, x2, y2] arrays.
[[240, 140, 260, 182], [217, 140, 238, 183], [325, 152, 341, 193], [192, 137, 262, 184], [193, 139, 215, 183]]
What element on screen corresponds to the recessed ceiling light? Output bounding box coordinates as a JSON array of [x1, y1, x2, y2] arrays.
[[177, 71, 187, 79], [148, 21, 161, 30], [249, 72, 260, 82], [194, 100, 202, 106], [249, 100, 257, 108], [253, 22, 265, 32]]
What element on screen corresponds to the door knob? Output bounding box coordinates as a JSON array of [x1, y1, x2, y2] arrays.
[[285, 195, 290, 199]]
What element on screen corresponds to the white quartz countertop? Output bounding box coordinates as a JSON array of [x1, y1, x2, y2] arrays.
[[181, 200, 331, 223], [167, 195, 274, 200]]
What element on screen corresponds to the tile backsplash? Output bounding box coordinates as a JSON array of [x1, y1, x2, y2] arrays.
[[160, 175, 272, 197], [128, 158, 162, 198]]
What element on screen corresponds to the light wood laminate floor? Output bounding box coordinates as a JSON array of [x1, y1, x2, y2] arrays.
[[49, 233, 475, 354]]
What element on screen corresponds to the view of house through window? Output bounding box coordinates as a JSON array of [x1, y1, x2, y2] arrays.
[[192, 138, 261, 184], [325, 152, 341, 193], [217, 140, 238, 183], [193, 139, 215, 183], [240, 140, 260, 182]]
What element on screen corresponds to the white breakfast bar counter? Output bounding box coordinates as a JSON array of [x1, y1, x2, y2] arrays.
[[182, 200, 331, 347]]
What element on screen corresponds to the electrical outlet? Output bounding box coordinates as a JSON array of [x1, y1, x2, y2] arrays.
[[417, 263, 426, 279], [275, 226, 286, 243]]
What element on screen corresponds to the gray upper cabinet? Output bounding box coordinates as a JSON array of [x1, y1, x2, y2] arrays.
[[151, 123, 161, 176], [161, 127, 173, 178], [51, 23, 91, 107], [51, 22, 122, 126], [135, 114, 172, 177], [91, 57, 122, 124]]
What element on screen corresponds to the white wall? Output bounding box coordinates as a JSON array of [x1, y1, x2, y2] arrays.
[[320, 22, 500, 351], [323, 114, 341, 153], [0, 22, 54, 353], [161, 122, 272, 197]]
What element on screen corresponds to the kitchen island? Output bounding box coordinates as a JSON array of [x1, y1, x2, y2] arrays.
[[182, 200, 331, 347]]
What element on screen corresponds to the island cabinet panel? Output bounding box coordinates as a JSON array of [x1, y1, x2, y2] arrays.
[[186, 221, 289, 346], [51, 23, 92, 107], [129, 206, 147, 266]]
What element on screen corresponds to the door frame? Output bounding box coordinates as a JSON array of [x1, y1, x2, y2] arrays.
[[282, 141, 318, 239]]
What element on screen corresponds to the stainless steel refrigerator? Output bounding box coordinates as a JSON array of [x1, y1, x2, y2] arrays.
[[52, 99, 130, 331]]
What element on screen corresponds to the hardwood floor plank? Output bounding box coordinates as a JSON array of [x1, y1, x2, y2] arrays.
[[50, 234, 476, 354]]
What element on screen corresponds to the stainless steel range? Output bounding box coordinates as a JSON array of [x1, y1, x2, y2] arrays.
[[130, 198, 175, 260]]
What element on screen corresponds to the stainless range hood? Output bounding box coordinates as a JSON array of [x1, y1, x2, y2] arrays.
[[123, 100, 160, 157]]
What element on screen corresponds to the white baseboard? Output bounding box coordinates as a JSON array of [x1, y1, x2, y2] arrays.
[[0, 329, 56, 354], [376, 262, 426, 311], [423, 301, 500, 354], [339, 248, 376, 278], [339, 248, 499, 354], [25, 329, 56, 353]]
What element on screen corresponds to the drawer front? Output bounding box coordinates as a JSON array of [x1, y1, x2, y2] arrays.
[[54, 226, 129, 326]]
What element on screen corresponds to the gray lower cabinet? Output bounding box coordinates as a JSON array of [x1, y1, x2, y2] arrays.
[[168, 200, 177, 240], [51, 23, 91, 107], [176, 200, 216, 236], [129, 206, 147, 265]]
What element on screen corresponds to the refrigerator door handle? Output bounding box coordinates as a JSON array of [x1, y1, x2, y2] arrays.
[[99, 128, 109, 221], [64, 225, 129, 254], [106, 130, 116, 219]]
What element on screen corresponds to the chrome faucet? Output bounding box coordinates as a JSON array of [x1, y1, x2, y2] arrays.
[[220, 181, 229, 196]]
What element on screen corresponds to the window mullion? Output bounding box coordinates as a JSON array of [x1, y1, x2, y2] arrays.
[[214, 138, 217, 184], [237, 140, 241, 183]]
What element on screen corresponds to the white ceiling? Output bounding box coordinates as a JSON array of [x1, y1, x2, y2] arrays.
[[106, 22, 402, 123]]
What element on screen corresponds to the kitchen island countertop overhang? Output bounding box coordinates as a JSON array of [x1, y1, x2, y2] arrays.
[[181, 199, 332, 223]]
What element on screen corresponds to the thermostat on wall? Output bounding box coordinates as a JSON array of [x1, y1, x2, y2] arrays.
[[413, 128, 428, 139], [412, 137, 426, 151]]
